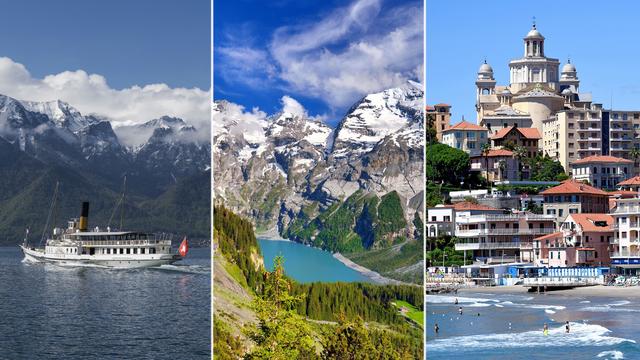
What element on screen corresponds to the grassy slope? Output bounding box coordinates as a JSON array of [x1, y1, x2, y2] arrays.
[[392, 300, 424, 327]]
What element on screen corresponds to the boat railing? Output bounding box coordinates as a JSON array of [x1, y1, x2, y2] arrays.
[[62, 239, 172, 247]]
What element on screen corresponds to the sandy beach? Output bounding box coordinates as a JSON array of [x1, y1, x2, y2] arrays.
[[255, 227, 290, 241], [458, 284, 640, 297]]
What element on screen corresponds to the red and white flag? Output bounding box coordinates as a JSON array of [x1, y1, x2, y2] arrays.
[[179, 237, 189, 257]]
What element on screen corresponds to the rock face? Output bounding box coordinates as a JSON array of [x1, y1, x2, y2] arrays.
[[213, 81, 424, 255], [0, 94, 210, 196]]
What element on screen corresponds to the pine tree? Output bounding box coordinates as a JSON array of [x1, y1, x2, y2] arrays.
[[244, 256, 317, 359]]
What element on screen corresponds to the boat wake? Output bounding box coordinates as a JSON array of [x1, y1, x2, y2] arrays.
[[154, 264, 210, 275], [597, 350, 625, 359], [428, 323, 635, 352]]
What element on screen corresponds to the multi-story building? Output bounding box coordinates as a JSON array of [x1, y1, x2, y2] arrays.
[[618, 176, 640, 192], [470, 149, 519, 183], [611, 198, 640, 273], [490, 126, 541, 158], [441, 121, 488, 156], [476, 23, 592, 142], [558, 214, 614, 266], [427, 103, 451, 142], [570, 155, 633, 190], [453, 201, 555, 264], [543, 107, 604, 172], [426, 204, 454, 238], [541, 180, 609, 225]]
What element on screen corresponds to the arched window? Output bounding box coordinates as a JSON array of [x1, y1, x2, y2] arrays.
[[482, 88, 490, 95]]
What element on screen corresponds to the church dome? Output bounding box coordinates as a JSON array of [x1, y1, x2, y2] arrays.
[[525, 25, 544, 39], [561, 88, 573, 95], [478, 61, 493, 74], [562, 62, 576, 73]]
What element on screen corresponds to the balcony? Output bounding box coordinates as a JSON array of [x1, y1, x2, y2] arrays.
[[611, 251, 640, 258], [578, 147, 602, 151], [455, 242, 522, 250], [577, 127, 601, 132], [613, 206, 640, 214], [577, 137, 601, 141], [456, 228, 555, 237]]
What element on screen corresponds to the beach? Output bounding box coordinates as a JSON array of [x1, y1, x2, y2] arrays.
[[458, 284, 640, 297], [332, 252, 408, 285]]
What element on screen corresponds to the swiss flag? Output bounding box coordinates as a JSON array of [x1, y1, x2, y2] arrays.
[[179, 237, 189, 257]]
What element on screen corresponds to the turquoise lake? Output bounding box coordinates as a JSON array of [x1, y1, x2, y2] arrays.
[[258, 239, 371, 283]]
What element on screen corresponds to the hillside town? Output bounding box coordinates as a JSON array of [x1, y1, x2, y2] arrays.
[[426, 22, 640, 288]]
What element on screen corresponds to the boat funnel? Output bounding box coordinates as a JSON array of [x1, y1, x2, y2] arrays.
[[79, 202, 89, 231]]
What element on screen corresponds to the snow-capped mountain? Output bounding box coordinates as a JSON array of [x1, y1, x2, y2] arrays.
[[0, 93, 210, 196], [213, 82, 424, 260]]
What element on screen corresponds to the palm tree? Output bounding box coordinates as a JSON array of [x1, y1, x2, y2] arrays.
[[481, 142, 492, 189], [513, 145, 527, 180], [498, 159, 507, 181], [630, 148, 640, 175]]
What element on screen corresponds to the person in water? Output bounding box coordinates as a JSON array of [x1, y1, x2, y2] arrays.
[[565, 321, 570, 333], [434, 323, 439, 334], [543, 323, 549, 336], [454, 297, 458, 305], [458, 307, 463, 315]]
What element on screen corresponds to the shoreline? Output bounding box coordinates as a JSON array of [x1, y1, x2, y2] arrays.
[[255, 228, 413, 286], [332, 252, 409, 286], [445, 284, 640, 298]]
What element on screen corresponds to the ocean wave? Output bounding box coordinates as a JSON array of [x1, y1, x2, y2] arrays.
[[597, 350, 625, 359], [428, 323, 635, 352], [545, 309, 556, 314], [426, 295, 497, 304]]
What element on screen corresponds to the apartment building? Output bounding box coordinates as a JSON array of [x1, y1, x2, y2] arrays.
[[570, 155, 633, 190], [470, 149, 519, 183], [541, 180, 610, 226], [427, 103, 451, 142], [441, 121, 488, 156], [426, 204, 454, 238], [611, 198, 640, 273], [453, 201, 555, 264]]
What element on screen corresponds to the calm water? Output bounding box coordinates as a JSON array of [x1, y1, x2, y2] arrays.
[[0, 246, 210, 359], [258, 239, 371, 283], [426, 290, 640, 359]]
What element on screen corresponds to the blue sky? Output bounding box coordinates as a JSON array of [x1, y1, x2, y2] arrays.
[[0, 0, 209, 90], [214, 0, 423, 126], [0, 0, 210, 130], [428, 1, 640, 124]]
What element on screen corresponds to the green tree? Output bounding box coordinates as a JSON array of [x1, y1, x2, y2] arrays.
[[513, 145, 527, 180], [481, 143, 492, 189], [426, 143, 470, 186], [528, 155, 569, 181], [244, 256, 317, 360], [630, 148, 640, 170]]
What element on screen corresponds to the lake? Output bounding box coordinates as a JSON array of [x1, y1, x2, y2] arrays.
[[258, 239, 371, 283], [0, 246, 210, 359], [426, 290, 640, 359]]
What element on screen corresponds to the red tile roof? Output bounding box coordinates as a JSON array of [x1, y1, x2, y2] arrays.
[[433, 103, 450, 107], [572, 155, 633, 165], [534, 232, 562, 241], [491, 126, 541, 140], [608, 190, 638, 198], [567, 213, 614, 232], [444, 121, 486, 131], [426, 105, 435, 111], [451, 201, 501, 211], [540, 180, 609, 196], [618, 175, 640, 186], [471, 149, 514, 158]]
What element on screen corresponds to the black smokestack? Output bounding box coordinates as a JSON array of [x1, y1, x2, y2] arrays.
[[79, 202, 89, 231]]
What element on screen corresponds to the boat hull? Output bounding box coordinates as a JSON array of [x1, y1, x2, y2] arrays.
[[20, 245, 182, 269]]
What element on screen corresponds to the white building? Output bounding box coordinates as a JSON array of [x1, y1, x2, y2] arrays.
[[570, 155, 633, 190], [611, 198, 640, 273], [426, 205, 454, 238], [441, 121, 488, 156]]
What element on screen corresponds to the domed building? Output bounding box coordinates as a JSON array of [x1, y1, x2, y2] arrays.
[[475, 22, 604, 174]]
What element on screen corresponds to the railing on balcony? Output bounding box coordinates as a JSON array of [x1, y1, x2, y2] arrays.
[[455, 242, 522, 250], [613, 206, 640, 214], [456, 228, 555, 237], [611, 251, 640, 258], [457, 214, 555, 223]]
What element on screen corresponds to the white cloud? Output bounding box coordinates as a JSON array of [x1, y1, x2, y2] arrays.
[[216, 0, 423, 109], [213, 101, 268, 145], [0, 57, 210, 139]]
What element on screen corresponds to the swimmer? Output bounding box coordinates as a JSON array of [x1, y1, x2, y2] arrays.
[[477, 313, 480, 317], [543, 323, 549, 336], [434, 323, 439, 334], [454, 297, 458, 305], [565, 321, 570, 333], [458, 307, 463, 315]]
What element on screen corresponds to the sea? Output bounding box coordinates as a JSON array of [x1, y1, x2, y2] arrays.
[[258, 239, 371, 283], [0, 246, 210, 359], [426, 290, 640, 360]]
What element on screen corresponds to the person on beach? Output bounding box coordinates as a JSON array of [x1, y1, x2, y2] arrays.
[[454, 297, 458, 305], [458, 307, 463, 315], [434, 323, 439, 334], [565, 321, 570, 333], [543, 323, 549, 336]]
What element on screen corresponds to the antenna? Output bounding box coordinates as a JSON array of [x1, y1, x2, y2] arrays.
[[532, 16, 536, 29], [40, 181, 60, 246], [120, 175, 127, 230]]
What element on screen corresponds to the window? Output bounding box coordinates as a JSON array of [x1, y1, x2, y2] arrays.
[[623, 114, 628, 120], [431, 216, 436, 221], [455, 131, 462, 138], [569, 123, 574, 129], [569, 208, 578, 214], [601, 236, 604, 243], [126, 248, 130, 254], [444, 216, 451, 222], [559, 209, 564, 217]]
